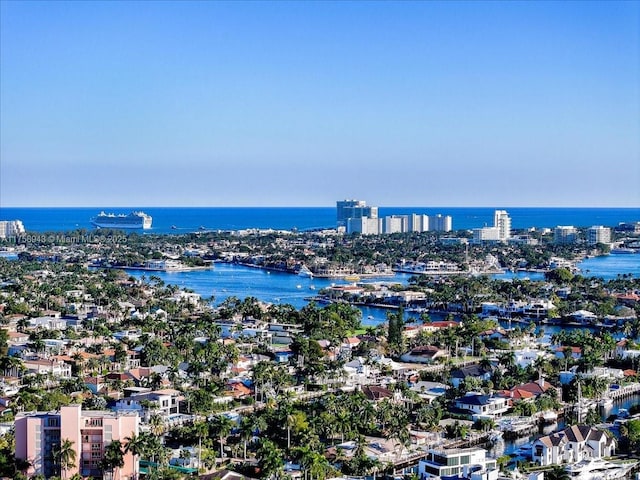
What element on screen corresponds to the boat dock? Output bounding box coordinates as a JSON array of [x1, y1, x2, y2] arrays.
[[608, 383, 640, 400]]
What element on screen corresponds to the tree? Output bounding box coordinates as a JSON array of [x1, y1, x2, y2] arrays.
[[210, 414, 234, 463], [124, 433, 146, 480], [148, 414, 164, 437], [101, 440, 125, 480], [53, 438, 76, 480], [545, 465, 570, 480], [257, 439, 283, 480]]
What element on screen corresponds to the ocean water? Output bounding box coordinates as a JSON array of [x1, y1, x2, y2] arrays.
[[1, 206, 638, 234]]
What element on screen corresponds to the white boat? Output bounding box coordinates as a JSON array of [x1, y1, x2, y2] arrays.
[[611, 247, 637, 254], [92, 211, 152, 229], [298, 264, 314, 277], [565, 458, 637, 479], [488, 430, 503, 443]]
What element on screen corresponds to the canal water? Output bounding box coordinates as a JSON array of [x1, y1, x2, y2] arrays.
[[122, 252, 638, 328]]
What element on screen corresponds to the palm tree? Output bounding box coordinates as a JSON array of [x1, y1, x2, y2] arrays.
[[239, 416, 255, 460], [192, 420, 209, 472], [53, 438, 77, 480], [148, 414, 164, 437], [101, 440, 125, 480], [124, 433, 146, 480], [257, 438, 283, 480], [211, 414, 234, 463]]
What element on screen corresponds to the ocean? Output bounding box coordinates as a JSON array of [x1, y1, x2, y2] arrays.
[[1, 206, 639, 234]]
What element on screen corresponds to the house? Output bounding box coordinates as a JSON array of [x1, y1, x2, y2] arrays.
[[115, 388, 184, 419], [569, 310, 598, 325], [454, 393, 509, 420], [361, 385, 395, 402], [532, 425, 616, 466], [418, 447, 498, 479], [422, 321, 458, 333], [400, 345, 449, 364], [450, 364, 492, 388], [555, 346, 582, 361], [23, 358, 72, 379], [199, 469, 259, 480]]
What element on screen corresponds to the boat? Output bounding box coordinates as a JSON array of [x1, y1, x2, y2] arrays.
[[488, 430, 503, 443], [344, 275, 360, 282], [611, 247, 637, 254], [171, 225, 178, 230], [298, 264, 314, 277], [91, 211, 152, 229]]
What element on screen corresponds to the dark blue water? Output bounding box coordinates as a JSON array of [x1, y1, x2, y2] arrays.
[[1, 207, 638, 233]]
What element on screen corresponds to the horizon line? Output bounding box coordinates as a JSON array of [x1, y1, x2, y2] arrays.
[[1, 204, 640, 209]]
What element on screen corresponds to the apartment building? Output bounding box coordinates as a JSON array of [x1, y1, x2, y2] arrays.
[[15, 404, 139, 479]]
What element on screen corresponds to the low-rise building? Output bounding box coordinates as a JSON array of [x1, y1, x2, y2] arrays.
[[418, 447, 498, 479], [453, 393, 509, 420]]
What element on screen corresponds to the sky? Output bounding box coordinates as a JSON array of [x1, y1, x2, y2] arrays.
[[1, 1, 639, 207]]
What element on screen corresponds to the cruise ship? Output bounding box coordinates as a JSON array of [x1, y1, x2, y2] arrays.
[[91, 211, 152, 229]]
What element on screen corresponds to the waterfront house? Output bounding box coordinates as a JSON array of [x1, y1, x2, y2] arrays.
[[569, 310, 598, 325], [532, 425, 616, 466], [418, 447, 498, 479], [453, 393, 509, 420]]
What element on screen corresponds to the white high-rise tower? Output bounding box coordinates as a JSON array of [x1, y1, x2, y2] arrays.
[[494, 210, 511, 241]]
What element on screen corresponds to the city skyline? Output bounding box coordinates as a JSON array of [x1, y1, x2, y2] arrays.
[[1, 1, 639, 208]]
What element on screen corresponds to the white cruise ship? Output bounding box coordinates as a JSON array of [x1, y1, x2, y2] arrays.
[[91, 211, 152, 229]]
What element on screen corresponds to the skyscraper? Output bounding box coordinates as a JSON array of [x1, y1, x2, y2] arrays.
[[494, 210, 512, 241], [336, 200, 378, 227]]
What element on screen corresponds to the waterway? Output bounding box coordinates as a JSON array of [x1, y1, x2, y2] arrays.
[[122, 253, 638, 327]]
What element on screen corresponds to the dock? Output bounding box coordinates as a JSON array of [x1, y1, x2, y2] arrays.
[[608, 383, 640, 400]]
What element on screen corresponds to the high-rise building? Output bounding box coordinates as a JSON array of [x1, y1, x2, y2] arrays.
[[15, 405, 139, 479], [429, 214, 452, 232], [0, 219, 25, 238], [336, 200, 378, 227], [384, 215, 408, 234], [472, 210, 511, 243], [494, 210, 512, 241], [347, 216, 382, 235], [587, 226, 611, 245], [409, 214, 429, 232], [554, 226, 578, 244]]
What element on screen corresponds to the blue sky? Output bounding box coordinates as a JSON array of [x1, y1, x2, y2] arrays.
[[1, 1, 638, 207]]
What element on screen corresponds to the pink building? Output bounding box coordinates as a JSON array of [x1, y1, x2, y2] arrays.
[[15, 404, 139, 479]]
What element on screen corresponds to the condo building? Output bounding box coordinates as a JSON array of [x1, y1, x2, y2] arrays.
[[347, 216, 382, 235], [0, 219, 25, 238], [587, 225, 611, 245], [473, 210, 511, 243], [336, 200, 378, 227], [429, 214, 452, 232], [554, 226, 578, 244], [15, 404, 139, 479]]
